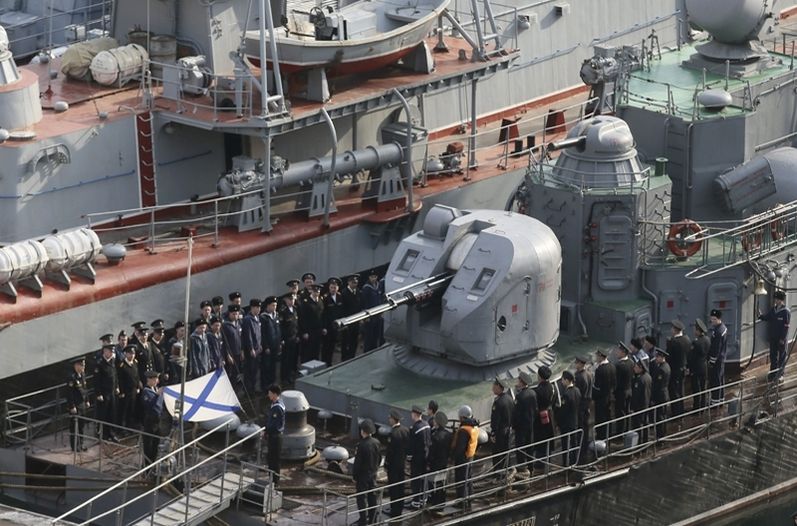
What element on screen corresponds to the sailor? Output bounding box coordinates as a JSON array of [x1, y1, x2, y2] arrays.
[[260, 296, 282, 390], [592, 348, 616, 441], [759, 290, 791, 381], [166, 321, 186, 356], [428, 411, 452, 507], [385, 409, 409, 518], [132, 322, 155, 382], [140, 371, 164, 466], [614, 343, 634, 435], [117, 345, 142, 430], [408, 405, 431, 508], [533, 365, 557, 469], [558, 370, 581, 466], [167, 341, 185, 385], [688, 318, 710, 409], [196, 299, 213, 329], [629, 337, 649, 369], [264, 384, 286, 485], [94, 344, 120, 442], [284, 279, 300, 306], [512, 371, 537, 475], [352, 418, 381, 525], [708, 309, 728, 406], [573, 355, 593, 464], [150, 320, 167, 367], [652, 348, 671, 438], [490, 377, 514, 477], [299, 284, 324, 362], [66, 357, 90, 452], [630, 356, 652, 443], [222, 305, 243, 385], [241, 299, 262, 393], [207, 316, 226, 372], [360, 270, 385, 352], [321, 277, 344, 366], [298, 272, 317, 302], [643, 335, 658, 364], [96, 333, 115, 364], [189, 319, 211, 379], [452, 405, 479, 509], [426, 399, 439, 428], [341, 274, 362, 361], [279, 293, 300, 384], [113, 331, 128, 363], [666, 319, 690, 417], [211, 295, 225, 318], [228, 291, 243, 307]]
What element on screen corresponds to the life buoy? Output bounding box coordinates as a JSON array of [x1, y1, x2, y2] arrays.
[[740, 228, 763, 252], [770, 218, 786, 241], [667, 219, 703, 258]]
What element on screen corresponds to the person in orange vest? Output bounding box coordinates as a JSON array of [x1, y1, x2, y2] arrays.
[[451, 405, 479, 510]]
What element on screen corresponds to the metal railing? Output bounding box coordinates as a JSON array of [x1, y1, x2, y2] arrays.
[[51, 419, 265, 526]]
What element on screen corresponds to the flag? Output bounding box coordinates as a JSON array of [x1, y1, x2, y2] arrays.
[[163, 369, 241, 422]]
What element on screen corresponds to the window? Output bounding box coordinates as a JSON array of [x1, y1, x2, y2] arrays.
[[397, 249, 419, 273], [472, 268, 495, 292]]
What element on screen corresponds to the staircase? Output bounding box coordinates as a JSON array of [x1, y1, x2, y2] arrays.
[[130, 472, 255, 526]]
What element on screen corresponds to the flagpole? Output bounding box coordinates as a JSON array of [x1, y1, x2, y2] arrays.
[[179, 235, 193, 467]]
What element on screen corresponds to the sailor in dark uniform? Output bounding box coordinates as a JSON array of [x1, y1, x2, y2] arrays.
[[166, 321, 186, 356], [298, 272, 317, 303], [95, 344, 120, 442], [428, 411, 452, 506], [285, 279, 300, 302], [96, 333, 114, 364], [207, 316, 225, 372], [490, 377, 514, 476], [688, 318, 710, 409], [132, 322, 156, 383], [592, 348, 616, 441], [321, 277, 344, 366], [279, 293, 300, 383], [512, 371, 537, 475], [708, 309, 728, 405], [113, 331, 128, 363], [196, 300, 213, 330], [360, 270, 384, 352], [666, 319, 690, 417], [385, 409, 409, 518], [299, 284, 324, 362], [614, 343, 633, 435], [140, 371, 164, 466], [211, 296, 225, 319], [759, 290, 791, 381], [222, 305, 243, 385], [228, 291, 243, 307], [117, 345, 141, 430], [533, 365, 556, 468], [167, 341, 185, 385], [573, 355, 593, 463], [189, 319, 211, 378], [265, 384, 286, 485], [353, 418, 381, 525], [558, 370, 581, 466], [652, 348, 671, 438], [66, 357, 90, 451], [149, 320, 168, 383], [260, 296, 282, 391], [341, 274, 362, 361], [408, 405, 431, 508], [630, 356, 652, 442], [241, 299, 262, 393]]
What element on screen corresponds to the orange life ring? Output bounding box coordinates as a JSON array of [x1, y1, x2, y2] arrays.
[[667, 219, 703, 258], [740, 228, 763, 252], [770, 218, 786, 241]]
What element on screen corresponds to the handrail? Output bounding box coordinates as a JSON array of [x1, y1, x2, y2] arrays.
[[50, 417, 251, 525]]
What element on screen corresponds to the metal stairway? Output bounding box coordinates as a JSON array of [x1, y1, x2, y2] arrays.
[[130, 472, 255, 526]]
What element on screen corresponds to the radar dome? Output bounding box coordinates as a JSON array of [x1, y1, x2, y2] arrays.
[[686, 0, 767, 44]]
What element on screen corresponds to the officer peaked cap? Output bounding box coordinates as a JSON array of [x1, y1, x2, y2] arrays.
[[123, 344, 137, 353], [671, 319, 685, 331], [695, 318, 707, 333], [99, 333, 113, 341], [71, 356, 86, 365], [286, 279, 300, 287], [302, 272, 316, 281]]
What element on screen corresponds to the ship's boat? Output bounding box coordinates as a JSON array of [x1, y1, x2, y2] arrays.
[[243, 0, 450, 75]]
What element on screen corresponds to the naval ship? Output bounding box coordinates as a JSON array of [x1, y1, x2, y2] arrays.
[[0, 0, 704, 380]]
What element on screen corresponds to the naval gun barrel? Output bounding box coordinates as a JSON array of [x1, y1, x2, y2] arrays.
[[547, 135, 586, 151], [334, 272, 453, 329]]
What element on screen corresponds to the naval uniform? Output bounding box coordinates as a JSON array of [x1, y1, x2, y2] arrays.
[[688, 334, 709, 409], [117, 358, 141, 429], [207, 330, 225, 372], [260, 312, 281, 390], [241, 312, 262, 393], [140, 386, 163, 464], [66, 370, 89, 451], [428, 424, 452, 506], [533, 381, 556, 467], [360, 282, 384, 352], [353, 433, 381, 525], [265, 397, 286, 484], [614, 357, 633, 435], [279, 304, 300, 383], [490, 390, 514, 474], [341, 285, 362, 361], [298, 296, 324, 362], [385, 423, 410, 517], [408, 418, 431, 506], [592, 359, 616, 441], [94, 356, 119, 440], [631, 368, 652, 442], [221, 317, 243, 385], [652, 360, 671, 438], [708, 323, 728, 405], [760, 305, 791, 380], [666, 333, 690, 417], [135, 341, 156, 384], [574, 367, 593, 463], [321, 292, 344, 366], [189, 330, 211, 379], [512, 385, 537, 469], [558, 384, 581, 466]]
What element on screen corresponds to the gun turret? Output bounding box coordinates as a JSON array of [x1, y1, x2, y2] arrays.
[[334, 272, 453, 329]]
